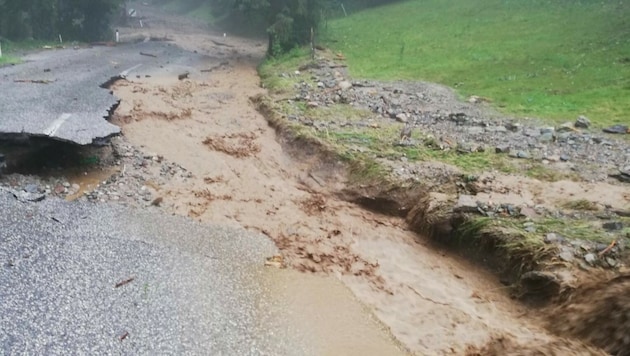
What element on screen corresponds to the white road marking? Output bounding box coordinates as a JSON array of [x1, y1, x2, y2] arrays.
[[120, 64, 143, 78], [44, 113, 71, 136]]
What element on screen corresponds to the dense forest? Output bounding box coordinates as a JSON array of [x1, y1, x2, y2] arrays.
[[0, 0, 399, 53], [0, 0, 126, 42]]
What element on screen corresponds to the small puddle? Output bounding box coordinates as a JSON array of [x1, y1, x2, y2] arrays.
[[255, 268, 410, 356], [65, 167, 119, 201]]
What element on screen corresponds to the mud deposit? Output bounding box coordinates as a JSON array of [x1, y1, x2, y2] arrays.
[[103, 13, 557, 356], [46, 1, 627, 354]]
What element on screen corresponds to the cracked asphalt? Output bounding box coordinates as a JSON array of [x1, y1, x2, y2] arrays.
[[0, 40, 208, 145], [0, 190, 307, 355]]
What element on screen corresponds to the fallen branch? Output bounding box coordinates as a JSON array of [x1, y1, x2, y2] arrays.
[[13, 79, 54, 84], [114, 277, 135, 288], [139, 52, 157, 58], [598, 240, 617, 257], [211, 40, 233, 47]]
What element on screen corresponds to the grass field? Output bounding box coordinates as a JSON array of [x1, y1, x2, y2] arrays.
[[0, 55, 20, 66], [0, 39, 61, 66], [322, 0, 630, 127]]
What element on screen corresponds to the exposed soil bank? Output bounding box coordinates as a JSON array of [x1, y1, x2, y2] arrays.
[[4, 1, 623, 354], [252, 33, 630, 356]]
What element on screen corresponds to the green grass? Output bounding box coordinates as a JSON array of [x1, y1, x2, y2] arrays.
[[309, 119, 518, 174], [561, 199, 600, 211], [0, 39, 62, 65], [258, 48, 313, 94], [323, 0, 630, 127], [454, 216, 555, 272], [0, 55, 20, 66]]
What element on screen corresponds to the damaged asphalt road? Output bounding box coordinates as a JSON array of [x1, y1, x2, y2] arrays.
[[0, 40, 208, 145], [0, 189, 308, 355]]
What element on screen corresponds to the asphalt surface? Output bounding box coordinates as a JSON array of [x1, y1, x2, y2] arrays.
[[0, 189, 308, 355], [0, 40, 209, 145]]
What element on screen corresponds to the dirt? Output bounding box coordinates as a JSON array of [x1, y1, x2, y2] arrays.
[[465, 335, 608, 355], [94, 2, 627, 355], [548, 273, 630, 355]]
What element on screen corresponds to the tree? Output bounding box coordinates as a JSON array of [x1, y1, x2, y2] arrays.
[[0, 0, 123, 42], [231, 0, 328, 56]]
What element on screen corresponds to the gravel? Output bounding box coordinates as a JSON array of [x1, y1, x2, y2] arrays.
[[0, 189, 307, 355], [286, 59, 630, 183]]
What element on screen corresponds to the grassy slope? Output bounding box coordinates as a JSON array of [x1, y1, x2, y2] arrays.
[[0, 55, 20, 65], [323, 0, 630, 126], [0, 39, 63, 66], [256, 9, 629, 281]]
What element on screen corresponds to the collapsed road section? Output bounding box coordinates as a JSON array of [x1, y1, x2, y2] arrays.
[[0, 40, 208, 145]]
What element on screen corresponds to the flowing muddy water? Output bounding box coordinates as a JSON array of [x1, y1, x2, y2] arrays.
[[109, 4, 562, 354]]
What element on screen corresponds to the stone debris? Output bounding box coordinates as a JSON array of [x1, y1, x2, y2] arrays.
[[285, 58, 630, 183]]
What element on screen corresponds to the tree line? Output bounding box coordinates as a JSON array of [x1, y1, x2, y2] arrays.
[[0, 0, 125, 42], [0, 0, 400, 54], [193, 0, 403, 56]]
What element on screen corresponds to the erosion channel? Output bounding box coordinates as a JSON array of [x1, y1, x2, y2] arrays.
[[2, 2, 622, 355], [105, 4, 566, 355]]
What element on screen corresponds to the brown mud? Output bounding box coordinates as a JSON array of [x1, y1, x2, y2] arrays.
[[101, 2, 630, 355]]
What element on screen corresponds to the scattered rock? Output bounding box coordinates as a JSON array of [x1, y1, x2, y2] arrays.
[[602, 221, 624, 231], [505, 122, 521, 132], [540, 127, 555, 135], [523, 128, 539, 138], [556, 122, 575, 133], [338, 80, 352, 90], [495, 145, 510, 154], [519, 206, 540, 219], [24, 184, 39, 193], [523, 221, 536, 233], [513, 151, 530, 159], [454, 195, 479, 213], [575, 115, 591, 129], [306, 101, 319, 108], [610, 167, 630, 183], [484, 125, 507, 133], [538, 131, 555, 143], [456, 142, 476, 154], [465, 127, 484, 135], [603, 124, 628, 134], [544, 233, 561, 243], [559, 250, 574, 262], [395, 113, 408, 123], [584, 253, 597, 265], [605, 257, 618, 267]]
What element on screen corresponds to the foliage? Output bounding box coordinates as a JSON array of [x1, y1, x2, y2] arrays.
[[228, 0, 326, 56], [0, 0, 124, 42]]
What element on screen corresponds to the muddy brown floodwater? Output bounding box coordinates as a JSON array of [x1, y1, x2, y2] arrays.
[[108, 3, 568, 354]]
